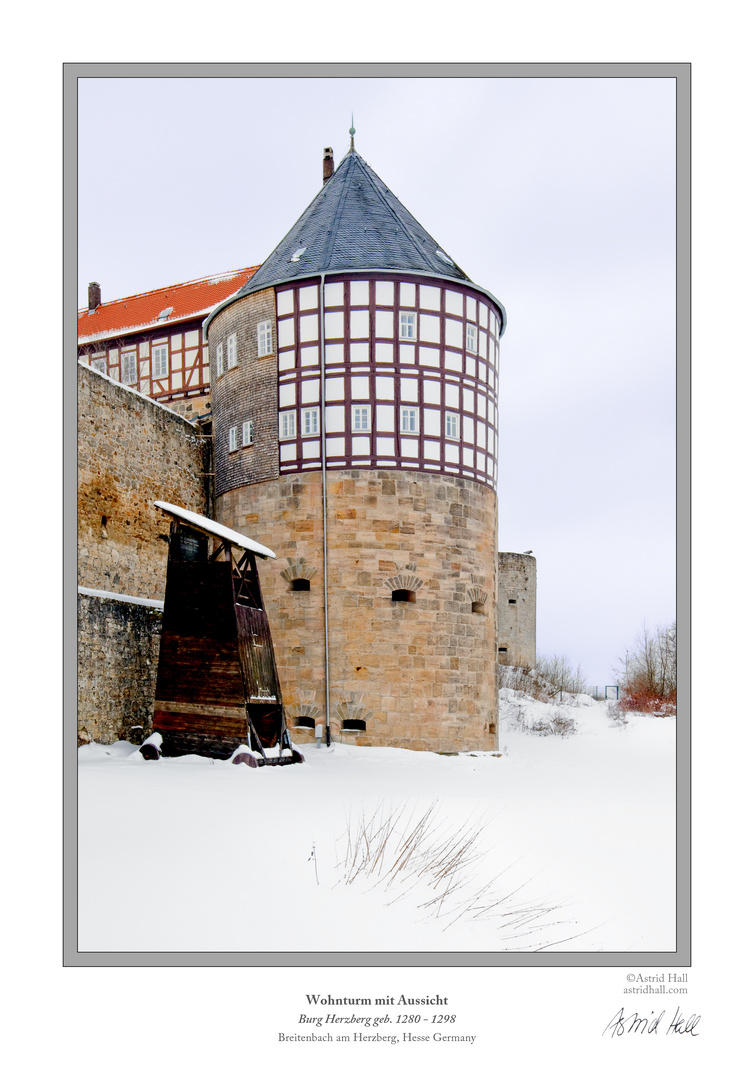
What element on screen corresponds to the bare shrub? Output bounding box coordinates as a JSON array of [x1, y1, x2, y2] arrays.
[[615, 621, 676, 712], [533, 654, 588, 696]]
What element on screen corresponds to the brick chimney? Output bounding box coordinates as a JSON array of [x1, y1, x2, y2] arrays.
[[323, 147, 334, 185], [88, 282, 101, 313]]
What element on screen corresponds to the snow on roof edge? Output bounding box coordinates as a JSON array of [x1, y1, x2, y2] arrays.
[[154, 501, 277, 560]]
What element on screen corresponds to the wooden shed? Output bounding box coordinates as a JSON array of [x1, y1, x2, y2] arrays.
[[147, 501, 303, 766]]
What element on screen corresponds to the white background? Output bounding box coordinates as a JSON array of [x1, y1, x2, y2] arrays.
[[2, 5, 749, 1077]]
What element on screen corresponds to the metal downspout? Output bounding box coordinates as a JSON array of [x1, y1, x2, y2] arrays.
[[318, 273, 331, 745]]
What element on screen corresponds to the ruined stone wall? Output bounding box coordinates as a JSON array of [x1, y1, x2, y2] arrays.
[[497, 552, 536, 669], [78, 363, 208, 600], [217, 469, 498, 753], [77, 593, 162, 745]]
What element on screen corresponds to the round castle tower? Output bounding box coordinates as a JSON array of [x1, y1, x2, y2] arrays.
[[205, 142, 506, 752]]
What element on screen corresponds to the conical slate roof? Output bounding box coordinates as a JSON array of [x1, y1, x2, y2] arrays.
[[234, 150, 472, 298]]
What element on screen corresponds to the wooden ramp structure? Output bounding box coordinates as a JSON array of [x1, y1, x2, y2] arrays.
[[145, 501, 303, 766]]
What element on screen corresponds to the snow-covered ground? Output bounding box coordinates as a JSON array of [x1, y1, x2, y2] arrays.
[[78, 694, 676, 953]]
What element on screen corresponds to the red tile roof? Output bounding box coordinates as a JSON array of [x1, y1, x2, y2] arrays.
[[78, 266, 259, 344]]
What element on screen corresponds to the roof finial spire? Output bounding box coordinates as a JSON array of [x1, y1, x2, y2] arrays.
[[349, 114, 355, 152]]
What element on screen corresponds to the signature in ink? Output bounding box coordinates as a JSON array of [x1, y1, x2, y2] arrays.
[[603, 1007, 701, 1037]]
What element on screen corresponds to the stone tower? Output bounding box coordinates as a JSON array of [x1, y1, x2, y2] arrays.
[[497, 552, 537, 669], [204, 144, 506, 752]]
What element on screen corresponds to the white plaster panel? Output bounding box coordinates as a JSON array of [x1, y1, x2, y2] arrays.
[[350, 310, 370, 338], [376, 405, 395, 431], [423, 407, 441, 436], [184, 349, 197, 367], [375, 343, 393, 364], [445, 318, 463, 349], [445, 290, 463, 316], [350, 281, 369, 305], [466, 297, 477, 321], [189, 369, 199, 387], [184, 330, 199, 347], [325, 311, 344, 338], [463, 447, 475, 466], [326, 436, 346, 457], [277, 290, 295, 316], [375, 310, 393, 338], [401, 437, 419, 457], [445, 383, 459, 408], [445, 352, 462, 372], [476, 422, 486, 449], [479, 304, 489, 329], [400, 377, 418, 402], [420, 284, 441, 311], [376, 376, 395, 400], [280, 444, 297, 462], [324, 282, 344, 306], [300, 345, 319, 367], [278, 317, 295, 348], [463, 415, 475, 444], [375, 281, 394, 306], [299, 284, 318, 310], [463, 388, 475, 412], [477, 392, 487, 417], [139, 343, 149, 358], [400, 282, 415, 306], [351, 376, 370, 399], [399, 344, 416, 365], [279, 383, 297, 408], [477, 451, 486, 471], [444, 443, 459, 464], [350, 342, 369, 363], [278, 350, 295, 372], [299, 314, 319, 342], [352, 436, 371, 455], [301, 378, 320, 404], [325, 343, 344, 365], [171, 335, 182, 350], [423, 379, 441, 405], [465, 357, 476, 377], [419, 346, 440, 367], [420, 313, 440, 343], [302, 439, 321, 458], [376, 437, 395, 455], [325, 405, 345, 432], [325, 376, 345, 401], [424, 439, 441, 460]]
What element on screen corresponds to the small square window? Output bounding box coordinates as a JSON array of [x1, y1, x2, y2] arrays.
[[228, 426, 237, 452], [400, 406, 419, 434], [399, 312, 416, 340], [352, 405, 371, 432], [216, 343, 224, 376], [152, 344, 169, 379], [279, 410, 297, 441], [242, 420, 253, 445], [257, 319, 273, 356], [301, 407, 320, 436], [227, 333, 237, 369], [122, 351, 138, 385], [466, 324, 478, 354], [445, 411, 459, 440]]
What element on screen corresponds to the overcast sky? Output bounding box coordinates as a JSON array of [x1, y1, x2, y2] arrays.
[[78, 75, 677, 686]]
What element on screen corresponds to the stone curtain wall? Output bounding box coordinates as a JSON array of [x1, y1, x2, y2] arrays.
[[218, 469, 498, 753], [77, 364, 209, 744], [78, 363, 208, 601], [497, 552, 537, 669], [77, 593, 162, 745]]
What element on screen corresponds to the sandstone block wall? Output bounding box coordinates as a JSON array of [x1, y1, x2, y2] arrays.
[[78, 363, 208, 601], [218, 469, 498, 753], [497, 551, 536, 669], [77, 593, 162, 745]]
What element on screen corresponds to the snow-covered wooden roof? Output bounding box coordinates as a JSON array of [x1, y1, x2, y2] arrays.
[[154, 502, 276, 559]]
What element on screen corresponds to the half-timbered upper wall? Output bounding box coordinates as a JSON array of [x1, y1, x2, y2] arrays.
[[77, 317, 211, 416], [208, 273, 502, 496]]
